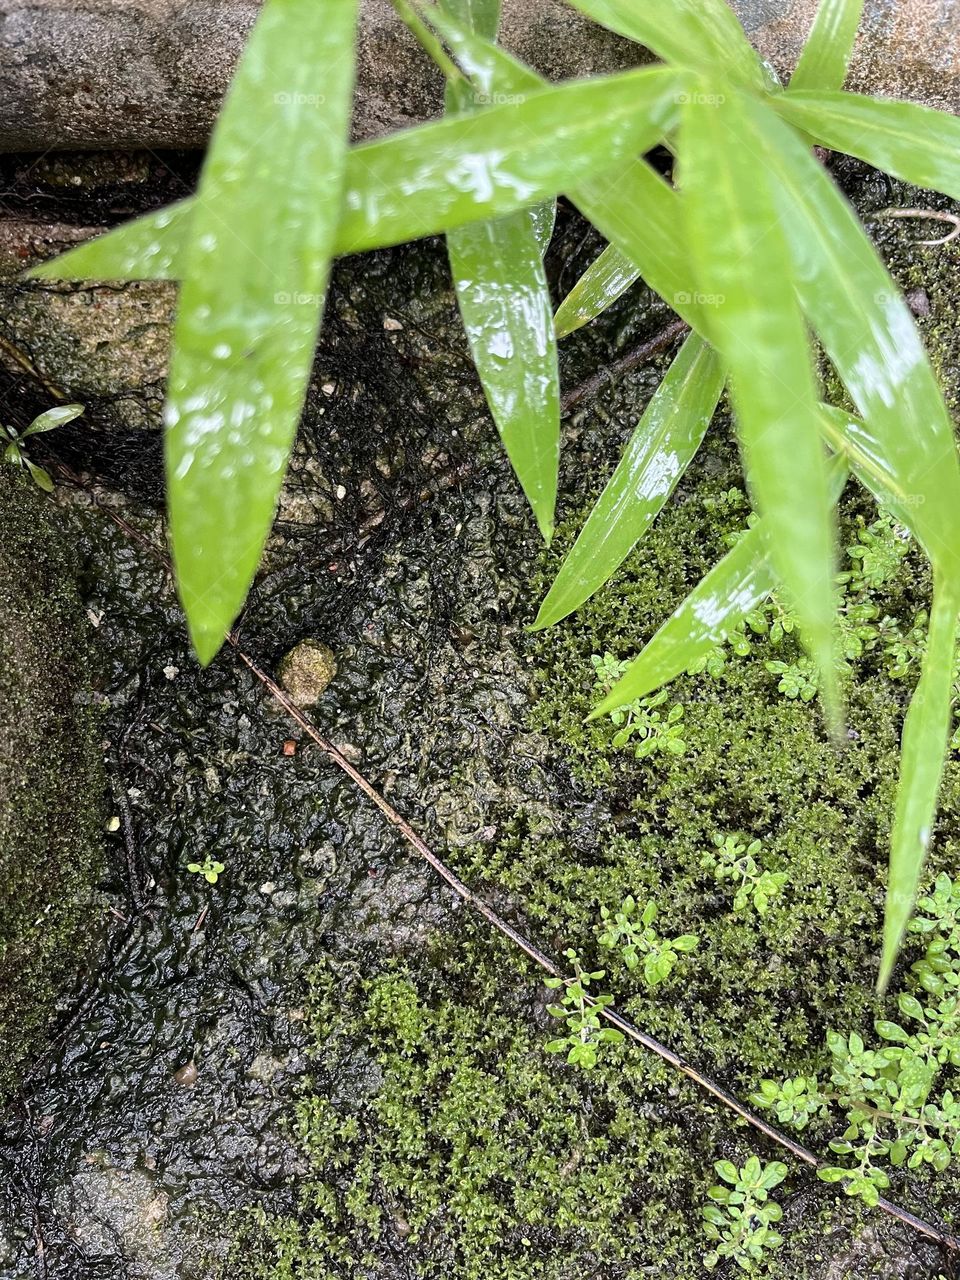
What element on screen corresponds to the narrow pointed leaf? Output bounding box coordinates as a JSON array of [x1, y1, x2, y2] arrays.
[[565, 0, 768, 89], [442, 44, 559, 540], [880, 582, 960, 990], [165, 0, 359, 662], [33, 66, 682, 282], [591, 459, 850, 717], [788, 0, 865, 91], [20, 403, 85, 437], [773, 90, 960, 202], [534, 333, 722, 628], [554, 243, 641, 339], [680, 87, 838, 712], [760, 106, 960, 580]]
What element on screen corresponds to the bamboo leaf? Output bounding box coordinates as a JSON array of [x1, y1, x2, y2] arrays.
[[880, 582, 960, 990], [760, 104, 960, 580], [773, 90, 960, 202], [680, 87, 839, 714], [32, 67, 683, 282], [788, 0, 865, 91], [442, 43, 559, 540], [565, 0, 769, 89], [20, 403, 85, 438], [554, 243, 641, 339], [591, 459, 850, 717], [165, 0, 359, 662], [533, 334, 722, 628]]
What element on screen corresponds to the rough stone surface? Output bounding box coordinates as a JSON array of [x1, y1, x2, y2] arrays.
[[276, 638, 338, 707], [0, 468, 104, 1101], [1, 0, 957, 154]]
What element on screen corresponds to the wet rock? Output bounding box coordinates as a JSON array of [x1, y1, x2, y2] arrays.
[[277, 638, 338, 707], [3, 0, 959, 155], [55, 1162, 169, 1272], [0, 468, 104, 1101]]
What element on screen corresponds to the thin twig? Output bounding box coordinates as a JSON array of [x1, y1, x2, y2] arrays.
[[560, 318, 689, 416], [878, 207, 960, 246], [49, 461, 960, 1256]]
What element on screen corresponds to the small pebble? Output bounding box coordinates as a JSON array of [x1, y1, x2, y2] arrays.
[[277, 638, 337, 707], [282, 738, 298, 756], [383, 316, 403, 331], [173, 1060, 197, 1087]]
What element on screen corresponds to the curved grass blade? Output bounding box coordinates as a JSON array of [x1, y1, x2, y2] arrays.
[[773, 91, 960, 202], [166, 0, 359, 663], [761, 105, 960, 580], [565, 0, 768, 90], [880, 581, 960, 991], [533, 333, 722, 628], [441, 42, 559, 539], [554, 243, 641, 339], [33, 67, 683, 282], [788, 0, 865, 91], [680, 87, 839, 718], [590, 458, 850, 717]]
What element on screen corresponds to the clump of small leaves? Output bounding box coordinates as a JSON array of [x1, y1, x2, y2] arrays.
[[2, 404, 83, 491], [755, 874, 960, 1205], [838, 513, 910, 592], [597, 896, 699, 987], [544, 948, 624, 1070], [702, 1155, 787, 1273], [701, 835, 787, 915], [591, 655, 686, 759], [764, 656, 818, 702], [187, 855, 226, 884]]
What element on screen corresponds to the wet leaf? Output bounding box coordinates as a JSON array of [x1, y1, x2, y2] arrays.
[[20, 403, 85, 438], [590, 460, 849, 718], [554, 243, 641, 339], [32, 67, 684, 281], [534, 333, 722, 628], [762, 103, 960, 581], [880, 582, 960, 990], [165, 0, 359, 662], [443, 29, 559, 540], [773, 90, 960, 202], [788, 0, 865, 91], [680, 87, 839, 717], [566, 0, 768, 89], [439, 0, 499, 39]]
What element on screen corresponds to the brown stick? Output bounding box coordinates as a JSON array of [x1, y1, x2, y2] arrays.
[[50, 461, 960, 1257], [560, 318, 689, 416]]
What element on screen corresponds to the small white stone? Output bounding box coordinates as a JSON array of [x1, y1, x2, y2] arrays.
[[260, 881, 276, 895], [163, 664, 179, 680], [383, 316, 403, 331], [335, 484, 347, 500], [321, 382, 336, 396]]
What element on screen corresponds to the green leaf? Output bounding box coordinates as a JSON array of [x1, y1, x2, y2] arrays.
[[443, 75, 560, 541], [554, 243, 641, 339], [20, 403, 85, 438], [589, 459, 848, 717], [439, 0, 500, 39], [761, 100, 960, 581], [773, 90, 960, 202], [533, 333, 722, 628], [164, 0, 359, 662], [880, 581, 960, 989], [24, 459, 54, 492], [565, 0, 768, 89], [680, 87, 839, 719], [788, 0, 865, 91], [32, 67, 684, 282]]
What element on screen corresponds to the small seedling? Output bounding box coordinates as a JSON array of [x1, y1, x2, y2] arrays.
[[544, 948, 623, 1070], [590, 656, 686, 759], [187, 856, 226, 884], [701, 835, 786, 916], [702, 1156, 787, 1272], [2, 403, 84, 491], [764, 657, 818, 702], [597, 897, 699, 987]]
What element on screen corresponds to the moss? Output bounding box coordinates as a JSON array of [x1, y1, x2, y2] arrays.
[[0, 469, 104, 1099]]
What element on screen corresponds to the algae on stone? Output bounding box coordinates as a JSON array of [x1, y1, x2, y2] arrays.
[[0, 469, 104, 1099]]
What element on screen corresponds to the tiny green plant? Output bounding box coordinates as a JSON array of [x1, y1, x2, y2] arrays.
[[187, 856, 226, 885], [597, 896, 699, 987], [702, 1155, 787, 1273], [544, 948, 624, 1070], [754, 873, 960, 1205], [764, 656, 818, 702], [2, 404, 84, 492], [591, 655, 686, 759], [701, 835, 787, 916]]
